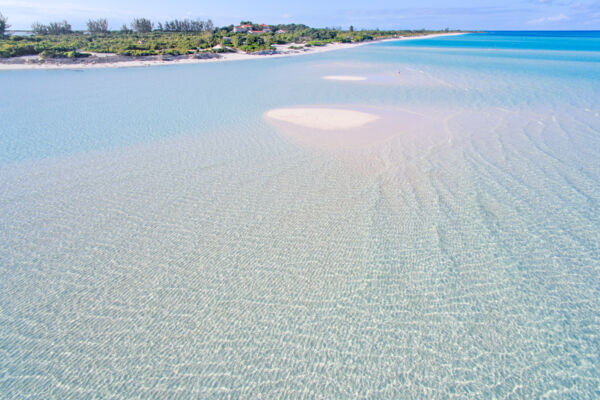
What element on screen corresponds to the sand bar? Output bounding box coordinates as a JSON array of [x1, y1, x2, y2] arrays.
[[322, 75, 368, 81], [265, 108, 380, 130], [264, 105, 453, 151]]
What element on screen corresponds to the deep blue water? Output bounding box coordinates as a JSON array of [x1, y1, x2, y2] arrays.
[[382, 30, 600, 51]]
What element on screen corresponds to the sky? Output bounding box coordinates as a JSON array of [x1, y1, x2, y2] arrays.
[[1, 0, 599, 31]]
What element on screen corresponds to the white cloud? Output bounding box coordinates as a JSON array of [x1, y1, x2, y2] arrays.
[[0, 0, 118, 15], [0, 0, 157, 28], [528, 13, 570, 23]]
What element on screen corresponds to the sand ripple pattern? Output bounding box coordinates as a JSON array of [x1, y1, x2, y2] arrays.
[[1, 34, 600, 398], [1, 104, 599, 398]]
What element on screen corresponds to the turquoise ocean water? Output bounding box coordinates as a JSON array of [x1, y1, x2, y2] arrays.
[[1, 32, 599, 398]]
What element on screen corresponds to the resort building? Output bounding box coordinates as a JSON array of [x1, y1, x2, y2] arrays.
[[233, 24, 273, 34], [233, 24, 252, 33]]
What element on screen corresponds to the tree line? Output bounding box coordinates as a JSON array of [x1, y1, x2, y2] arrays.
[[0, 12, 9, 37], [1, 14, 216, 35], [0, 12, 456, 58], [0, 12, 454, 38], [31, 21, 72, 35]]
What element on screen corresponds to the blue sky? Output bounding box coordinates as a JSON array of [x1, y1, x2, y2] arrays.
[[1, 0, 599, 30]]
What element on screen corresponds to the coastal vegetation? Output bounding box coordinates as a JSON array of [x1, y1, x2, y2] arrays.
[[0, 14, 456, 59], [157, 19, 214, 32], [31, 20, 72, 35], [131, 18, 153, 33], [87, 18, 108, 34]]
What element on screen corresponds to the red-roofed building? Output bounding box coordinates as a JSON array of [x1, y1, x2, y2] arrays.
[[234, 23, 272, 34], [233, 24, 253, 33]]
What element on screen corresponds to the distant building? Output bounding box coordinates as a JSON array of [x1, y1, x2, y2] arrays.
[[233, 24, 252, 33], [276, 29, 286, 34], [234, 23, 272, 34]]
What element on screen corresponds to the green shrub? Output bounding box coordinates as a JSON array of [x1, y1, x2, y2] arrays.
[[118, 49, 157, 56], [306, 40, 329, 47], [40, 49, 65, 58], [0, 43, 37, 57], [66, 51, 90, 58]]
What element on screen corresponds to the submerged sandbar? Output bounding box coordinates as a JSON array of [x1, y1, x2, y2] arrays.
[[265, 108, 379, 130], [264, 105, 448, 150], [322, 75, 368, 81]]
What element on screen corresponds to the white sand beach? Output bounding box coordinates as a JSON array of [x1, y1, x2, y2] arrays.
[[0, 32, 465, 71]]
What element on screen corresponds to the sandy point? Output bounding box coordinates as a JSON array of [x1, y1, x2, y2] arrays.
[[322, 75, 368, 81], [265, 108, 379, 130]]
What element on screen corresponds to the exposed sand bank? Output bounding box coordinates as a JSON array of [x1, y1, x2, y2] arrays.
[[322, 75, 368, 81], [0, 32, 466, 71], [320, 67, 456, 88], [264, 105, 451, 150], [316, 56, 460, 87], [265, 108, 379, 130]]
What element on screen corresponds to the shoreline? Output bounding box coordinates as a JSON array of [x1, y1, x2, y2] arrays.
[[0, 32, 466, 71]]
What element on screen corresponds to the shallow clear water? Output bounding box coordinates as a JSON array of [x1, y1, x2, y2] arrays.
[[1, 33, 599, 398]]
